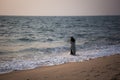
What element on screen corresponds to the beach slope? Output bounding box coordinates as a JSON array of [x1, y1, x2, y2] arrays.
[[0, 54, 120, 80]]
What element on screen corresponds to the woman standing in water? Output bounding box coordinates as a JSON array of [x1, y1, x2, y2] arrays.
[[70, 37, 76, 55]]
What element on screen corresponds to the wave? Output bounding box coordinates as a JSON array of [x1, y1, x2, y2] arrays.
[[18, 46, 69, 54], [0, 44, 120, 74], [17, 37, 37, 42]]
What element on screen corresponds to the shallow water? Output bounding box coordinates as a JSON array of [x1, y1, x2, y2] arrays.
[[0, 16, 120, 74]]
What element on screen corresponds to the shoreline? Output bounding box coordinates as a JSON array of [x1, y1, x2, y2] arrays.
[[0, 54, 120, 80]]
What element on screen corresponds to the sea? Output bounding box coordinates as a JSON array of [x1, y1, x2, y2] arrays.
[[0, 16, 120, 74]]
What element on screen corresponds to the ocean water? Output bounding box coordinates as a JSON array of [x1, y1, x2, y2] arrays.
[[0, 16, 120, 74]]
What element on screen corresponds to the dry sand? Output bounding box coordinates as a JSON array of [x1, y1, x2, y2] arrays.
[[0, 54, 120, 80]]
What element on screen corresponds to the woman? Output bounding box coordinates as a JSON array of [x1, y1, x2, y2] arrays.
[[70, 37, 76, 55]]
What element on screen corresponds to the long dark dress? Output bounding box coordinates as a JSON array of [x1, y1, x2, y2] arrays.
[[70, 37, 76, 55]]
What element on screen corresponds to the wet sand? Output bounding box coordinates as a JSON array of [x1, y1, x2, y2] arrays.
[[0, 54, 120, 80]]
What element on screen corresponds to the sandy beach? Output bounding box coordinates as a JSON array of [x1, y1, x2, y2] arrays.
[[0, 54, 120, 80]]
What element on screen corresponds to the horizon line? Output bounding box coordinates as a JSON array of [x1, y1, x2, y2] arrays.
[[0, 14, 120, 17]]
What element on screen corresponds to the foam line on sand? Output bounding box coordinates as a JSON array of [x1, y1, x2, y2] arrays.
[[0, 54, 120, 80]]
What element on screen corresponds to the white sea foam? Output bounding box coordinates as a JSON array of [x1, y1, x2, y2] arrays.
[[0, 45, 120, 74]]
